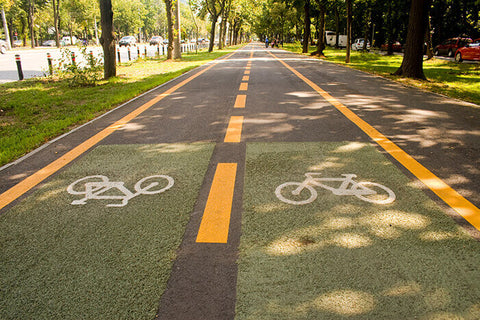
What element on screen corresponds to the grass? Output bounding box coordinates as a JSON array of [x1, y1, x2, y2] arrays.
[[282, 43, 480, 106], [0, 47, 240, 167]]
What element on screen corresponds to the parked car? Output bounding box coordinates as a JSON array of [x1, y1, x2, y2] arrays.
[[12, 39, 23, 47], [434, 37, 472, 57], [380, 41, 403, 52], [61, 36, 78, 46], [454, 40, 480, 62], [149, 36, 163, 45], [351, 38, 370, 51], [42, 40, 56, 47], [119, 36, 137, 47], [0, 39, 7, 54]]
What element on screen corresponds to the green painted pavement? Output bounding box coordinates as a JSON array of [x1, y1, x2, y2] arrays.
[[236, 142, 480, 319], [0, 143, 214, 319]]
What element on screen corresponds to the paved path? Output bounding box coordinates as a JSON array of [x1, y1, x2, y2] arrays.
[[1, 44, 480, 319]]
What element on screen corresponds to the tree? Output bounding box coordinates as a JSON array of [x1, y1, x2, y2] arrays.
[[393, 0, 432, 79], [204, 0, 227, 52], [345, 0, 352, 63], [99, 0, 116, 79], [173, 0, 181, 58], [311, 0, 326, 56], [164, 0, 174, 59], [1, 1, 12, 50], [302, 0, 311, 53]]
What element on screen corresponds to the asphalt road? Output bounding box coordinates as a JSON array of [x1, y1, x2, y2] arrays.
[[1, 44, 479, 319]]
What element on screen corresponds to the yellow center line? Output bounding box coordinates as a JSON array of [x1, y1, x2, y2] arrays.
[[244, 70, 250, 75], [224, 116, 244, 143], [245, 66, 251, 70], [268, 50, 480, 231], [196, 163, 237, 243], [0, 51, 238, 211], [234, 95, 246, 109], [239, 82, 248, 91], [242, 75, 250, 81]]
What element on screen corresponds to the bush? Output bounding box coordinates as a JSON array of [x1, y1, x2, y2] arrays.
[[54, 47, 103, 87]]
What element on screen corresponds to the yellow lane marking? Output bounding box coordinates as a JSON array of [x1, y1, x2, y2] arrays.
[[234, 95, 246, 109], [239, 82, 248, 91], [242, 76, 250, 81], [224, 116, 244, 143], [196, 163, 238, 243], [0, 51, 238, 211], [268, 51, 480, 231], [245, 66, 251, 70], [244, 70, 250, 75]]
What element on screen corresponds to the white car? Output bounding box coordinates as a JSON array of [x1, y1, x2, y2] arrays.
[[61, 36, 78, 46], [351, 38, 371, 51], [0, 39, 7, 54]]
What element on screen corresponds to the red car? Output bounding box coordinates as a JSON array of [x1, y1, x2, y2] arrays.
[[434, 37, 472, 57], [380, 41, 403, 52], [454, 38, 480, 62]]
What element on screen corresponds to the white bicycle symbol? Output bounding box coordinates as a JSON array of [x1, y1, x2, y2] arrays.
[[67, 175, 174, 207], [275, 172, 395, 205]]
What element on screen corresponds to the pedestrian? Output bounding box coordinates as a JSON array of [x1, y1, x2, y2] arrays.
[[265, 37, 269, 48]]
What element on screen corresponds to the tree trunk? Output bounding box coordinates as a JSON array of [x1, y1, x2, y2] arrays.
[[52, 0, 60, 47], [345, 0, 352, 63], [312, 1, 325, 56], [209, 18, 217, 52], [393, 0, 431, 79], [362, 8, 370, 51], [334, 6, 339, 48], [28, 0, 35, 48], [425, 15, 434, 59], [302, 0, 311, 53], [1, 6, 11, 50], [99, 0, 116, 79], [173, 0, 181, 59], [164, 0, 174, 59]]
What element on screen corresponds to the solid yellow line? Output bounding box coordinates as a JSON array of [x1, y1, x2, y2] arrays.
[[0, 51, 238, 212], [242, 76, 250, 81], [196, 163, 237, 243], [224, 116, 244, 143], [239, 82, 248, 91], [268, 51, 480, 231], [234, 95, 246, 108]]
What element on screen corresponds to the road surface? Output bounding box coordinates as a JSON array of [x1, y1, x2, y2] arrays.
[[1, 44, 480, 319]]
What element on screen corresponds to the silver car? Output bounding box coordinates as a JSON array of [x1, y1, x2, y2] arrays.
[[0, 39, 7, 54]]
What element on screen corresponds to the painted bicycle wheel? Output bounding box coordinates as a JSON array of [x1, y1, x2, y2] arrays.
[[275, 182, 317, 205], [355, 182, 396, 204], [134, 175, 174, 195]]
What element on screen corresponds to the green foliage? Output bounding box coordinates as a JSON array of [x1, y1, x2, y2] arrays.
[[53, 47, 103, 87]]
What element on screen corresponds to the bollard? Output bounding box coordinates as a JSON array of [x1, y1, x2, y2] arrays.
[[157, 44, 160, 57], [15, 54, 24, 80], [144, 46, 147, 58], [128, 47, 131, 61], [89, 51, 94, 67], [71, 52, 76, 66], [137, 46, 140, 59], [47, 53, 53, 75], [117, 47, 121, 63]]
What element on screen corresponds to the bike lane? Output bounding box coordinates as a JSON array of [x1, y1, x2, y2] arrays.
[[234, 45, 480, 319], [0, 47, 251, 319]]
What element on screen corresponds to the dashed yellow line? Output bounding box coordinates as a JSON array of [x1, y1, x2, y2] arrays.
[[234, 95, 246, 109], [242, 76, 250, 81], [268, 50, 480, 232], [196, 163, 238, 243], [0, 51, 238, 212], [244, 70, 250, 75], [239, 82, 248, 91], [224, 116, 244, 143]]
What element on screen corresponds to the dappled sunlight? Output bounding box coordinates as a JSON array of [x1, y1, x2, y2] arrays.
[[296, 290, 376, 316], [331, 232, 373, 248], [286, 91, 318, 98], [138, 143, 207, 154], [419, 230, 463, 241], [308, 159, 343, 171], [117, 122, 145, 132], [333, 141, 368, 153], [424, 288, 451, 310], [359, 210, 430, 230], [321, 217, 355, 230], [383, 281, 422, 297]]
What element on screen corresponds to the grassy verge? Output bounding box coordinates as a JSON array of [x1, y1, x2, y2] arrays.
[[282, 43, 480, 106], [0, 46, 240, 167]]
